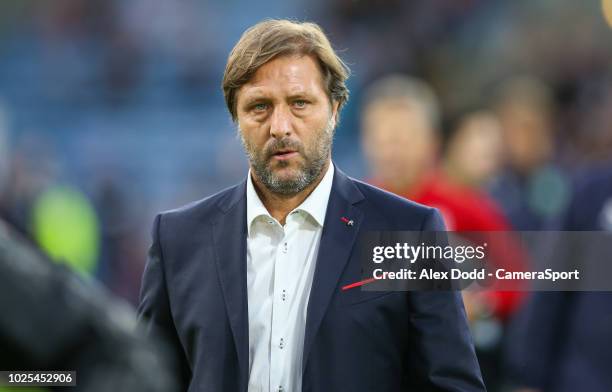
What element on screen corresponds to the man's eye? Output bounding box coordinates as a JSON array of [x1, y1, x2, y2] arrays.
[[293, 100, 307, 108], [252, 103, 268, 112]]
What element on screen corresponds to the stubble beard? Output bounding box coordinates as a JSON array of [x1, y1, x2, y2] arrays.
[[240, 118, 335, 196]]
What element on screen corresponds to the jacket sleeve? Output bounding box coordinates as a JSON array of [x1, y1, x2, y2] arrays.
[[404, 208, 487, 391], [137, 214, 191, 390]]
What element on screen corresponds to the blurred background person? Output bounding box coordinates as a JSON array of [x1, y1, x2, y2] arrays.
[[489, 76, 571, 231], [360, 75, 439, 198], [505, 163, 612, 392], [442, 109, 505, 189], [360, 74, 525, 390], [0, 216, 180, 392], [360, 75, 511, 234]]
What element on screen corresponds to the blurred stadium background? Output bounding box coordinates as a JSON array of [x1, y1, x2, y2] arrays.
[[1, 1, 612, 391]]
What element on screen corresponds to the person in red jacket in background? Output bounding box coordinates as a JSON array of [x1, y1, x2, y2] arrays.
[[360, 74, 525, 390], [360, 75, 509, 232]]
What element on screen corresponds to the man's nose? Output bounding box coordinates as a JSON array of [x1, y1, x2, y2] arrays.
[[269, 105, 293, 139]]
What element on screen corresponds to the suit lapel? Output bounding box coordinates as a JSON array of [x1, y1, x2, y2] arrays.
[[212, 181, 249, 391], [302, 168, 364, 371]]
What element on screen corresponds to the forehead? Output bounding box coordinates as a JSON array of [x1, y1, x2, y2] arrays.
[[363, 98, 435, 138], [238, 54, 326, 101], [365, 99, 430, 126]]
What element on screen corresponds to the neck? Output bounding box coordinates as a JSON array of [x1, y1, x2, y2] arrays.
[[383, 171, 421, 195], [251, 160, 330, 225], [442, 159, 471, 187]]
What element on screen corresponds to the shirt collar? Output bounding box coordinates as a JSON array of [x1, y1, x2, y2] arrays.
[[246, 162, 335, 234]]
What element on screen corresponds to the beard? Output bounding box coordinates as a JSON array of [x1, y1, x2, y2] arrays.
[[240, 118, 335, 195]]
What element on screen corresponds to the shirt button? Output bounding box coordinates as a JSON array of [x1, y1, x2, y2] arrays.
[[283, 242, 288, 253], [278, 386, 284, 392], [279, 338, 285, 349], [281, 290, 287, 301]]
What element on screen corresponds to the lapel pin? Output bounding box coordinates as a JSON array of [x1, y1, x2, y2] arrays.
[[340, 216, 354, 226]]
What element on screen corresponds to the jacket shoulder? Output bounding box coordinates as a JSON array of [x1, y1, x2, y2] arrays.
[[157, 182, 243, 227]]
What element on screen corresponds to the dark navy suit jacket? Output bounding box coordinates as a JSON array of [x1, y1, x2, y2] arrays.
[[138, 166, 486, 392]]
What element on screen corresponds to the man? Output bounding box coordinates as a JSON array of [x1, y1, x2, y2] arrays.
[[360, 74, 511, 233], [505, 164, 612, 392], [360, 75, 523, 390], [138, 20, 485, 392], [488, 76, 569, 231]]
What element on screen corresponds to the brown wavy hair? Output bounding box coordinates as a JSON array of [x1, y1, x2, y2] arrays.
[[222, 19, 350, 121]]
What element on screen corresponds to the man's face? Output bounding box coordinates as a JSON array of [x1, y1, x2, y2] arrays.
[[235, 54, 339, 195], [497, 102, 552, 173], [361, 98, 437, 189]]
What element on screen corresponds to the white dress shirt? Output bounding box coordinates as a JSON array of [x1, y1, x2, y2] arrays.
[[245, 163, 335, 392]]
